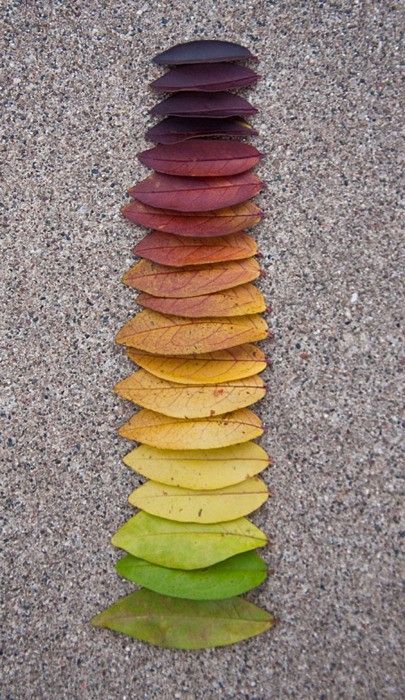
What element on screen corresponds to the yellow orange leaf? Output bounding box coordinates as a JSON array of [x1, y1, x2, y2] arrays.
[[127, 344, 267, 385], [115, 370, 265, 418], [123, 442, 270, 490], [137, 283, 266, 318], [116, 310, 268, 355], [128, 477, 269, 523], [118, 408, 263, 449]]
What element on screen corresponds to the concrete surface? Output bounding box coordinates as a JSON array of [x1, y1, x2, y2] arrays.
[[1, 1, 403, 698]]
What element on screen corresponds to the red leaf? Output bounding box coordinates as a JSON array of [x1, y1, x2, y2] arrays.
[[122, 201, 263, 237], [150, 64, 259, 93], [128, 172, 263, 212], [154, 40, 257, 65], [138, 140, 262, 177], [133, 232, 257, 267], [150, 91, 257, 118], [146, 117, 257, 144]]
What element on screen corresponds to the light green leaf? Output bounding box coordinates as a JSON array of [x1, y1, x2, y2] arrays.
[[91, 589, 275, 649], [111, 512, 267, 570], [116, 551, 267, 600]]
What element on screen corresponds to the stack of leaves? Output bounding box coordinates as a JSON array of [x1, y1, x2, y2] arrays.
[[92, 39, 275, 649]]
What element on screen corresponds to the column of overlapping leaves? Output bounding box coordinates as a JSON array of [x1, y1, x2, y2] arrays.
[[92, 40, 275, 649]]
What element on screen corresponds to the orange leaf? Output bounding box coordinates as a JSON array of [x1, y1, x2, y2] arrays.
[[127, 344, 267, 384], [137, 283, 265, 318], [116, 310, 268, 355], [122, 201, 262, 237], [115, 369, 265, 418], [118, 408, 263, 449], [128, 172, 263, 212], [123, 258, 260, 298], [133, 232, 257, 267]]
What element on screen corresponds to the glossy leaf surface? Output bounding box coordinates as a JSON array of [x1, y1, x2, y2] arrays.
[[116, 551, 267, 600], [137, 283, 265, 318], [127, 343, 267, 384], [129, 477, 269, 523], [146, 116, 257, 144], [123, 441, 270, 490], [116, 310, 268, 355], [133, 231, 257, 267], [150, 91, 257, 118], [92, 589, 274, 649], [123, 258, 260, 298], [151, 64, 259, 93], [154, 39, 257, 65], [118, 407, 263, 449], [115, 370, 265, 418], [111, 511, 267, 569], [122, 201, 262, 237], [129, 171, 262, 212], [138, 140, 262, 177]]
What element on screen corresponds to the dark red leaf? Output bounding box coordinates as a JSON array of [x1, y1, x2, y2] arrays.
[[146, 117, 257, 144], [138, 140, 262, 177], [153, 40, 257, 65], [128, 172, 263, 212], [150, 64, 259, 93], [122, 201, 263, 237], [150, 91, 257, 118]]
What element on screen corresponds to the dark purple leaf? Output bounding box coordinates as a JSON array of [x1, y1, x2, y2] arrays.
[[146, 116, 257, 144], [153, 40, 257, 65], [150, 91, 257, 118], [138, 140, 262, 176], [150, 64, 260, 93]]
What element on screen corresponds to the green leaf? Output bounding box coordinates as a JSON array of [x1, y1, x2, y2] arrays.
[[91, 589, 275, 649], [111, 512, 267, 570], [116, 551, 267, 600]]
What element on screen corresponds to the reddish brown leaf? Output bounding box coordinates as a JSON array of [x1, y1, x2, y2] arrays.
[[138, 140, 262, 177], [146, 117, 257, 144], [133, 232, 257, 267], [115, 310, 269, 355], [122, 201, 263, 237], [137, 283, 266, 318], [154, 40, 257, 65], [123, 258, 260, 298], [150, 92, 257, 119], [150, 64, 259, 93], [129, 172, 263, 212]]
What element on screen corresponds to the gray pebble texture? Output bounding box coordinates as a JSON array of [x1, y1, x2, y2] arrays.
[[1, 1, 403, 698]]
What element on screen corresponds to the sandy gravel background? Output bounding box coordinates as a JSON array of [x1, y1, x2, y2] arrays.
[[1, 1, 403, 698]]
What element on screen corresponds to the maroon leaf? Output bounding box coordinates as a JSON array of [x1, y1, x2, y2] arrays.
[[133, 232, 258, 267], [146, 117, 257, 144], [122, 201, 263, 237], [138, 140, 262, 177], [153, 40, 257, 65], [128, 172, 263, 212], [150, 64, 260, 93], [150, 91, 257, 118]]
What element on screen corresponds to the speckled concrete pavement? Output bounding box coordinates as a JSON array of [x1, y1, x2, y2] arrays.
[[1, 1, 403, 698]]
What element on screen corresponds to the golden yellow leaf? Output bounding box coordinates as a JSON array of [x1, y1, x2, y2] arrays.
[[116, 310, 268, 355], [127, 344, 267, 385], [128, 477, 269, 523], [123, 442, 270, 490], [118, 408, 263, 449], [115, 370, 265, 418]]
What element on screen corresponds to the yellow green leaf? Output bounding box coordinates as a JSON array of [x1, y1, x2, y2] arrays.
[[116, 309, 268, 355], [118, 407, 263, 449], [128, 477, 269, 523], [127, 343, 267, 384], [111, 511, 267, 569], [91, 589, 275, 649], [123, 441, 270, 490], [115, 370, 265, 418]]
